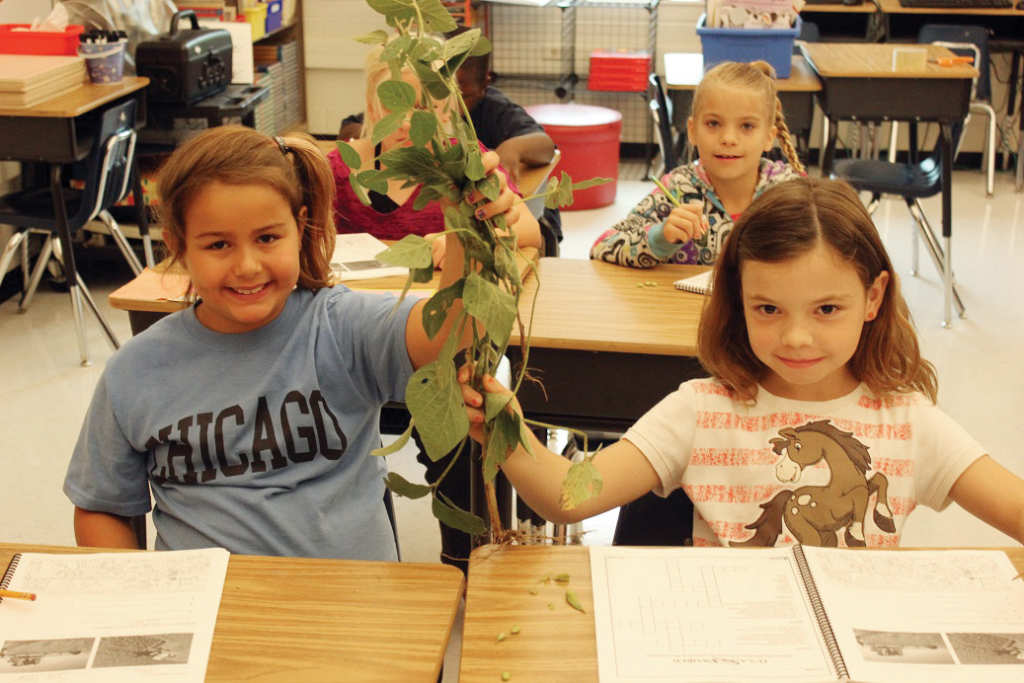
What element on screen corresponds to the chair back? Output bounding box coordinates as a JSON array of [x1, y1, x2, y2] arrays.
[[918, 24, 991, 102], [78, 99, 139, 227], [648, 73, 677, 174]]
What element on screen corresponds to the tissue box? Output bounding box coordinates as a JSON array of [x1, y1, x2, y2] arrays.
[[0, 25, 85, 56]]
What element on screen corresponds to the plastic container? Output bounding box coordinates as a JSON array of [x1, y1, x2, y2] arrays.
[[78, 41, 126, 84], [0, 25, 85, 56], [696, 14, 800, 79], [244, 4, 268, 41], [589, 50, 651, 92], [525, 103, 622, 211], [264, 1, 283, 33]]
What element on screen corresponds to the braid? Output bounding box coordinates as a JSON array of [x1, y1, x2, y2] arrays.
[[774, 98, 805, 174]]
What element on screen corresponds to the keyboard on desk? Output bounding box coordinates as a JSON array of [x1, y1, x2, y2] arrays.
[[899, 0, 1010, 8]]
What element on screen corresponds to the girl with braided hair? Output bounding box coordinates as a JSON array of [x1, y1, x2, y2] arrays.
[[591, 60, 806, 268]]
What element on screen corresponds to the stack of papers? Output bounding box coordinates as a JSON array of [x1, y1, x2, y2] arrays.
[[0, 55, 87, 109]]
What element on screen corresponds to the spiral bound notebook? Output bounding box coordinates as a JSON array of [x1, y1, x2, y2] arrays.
[[590, 545, 1024, 683], [673, 269, 712, 294], [0, 548, 229, 680]]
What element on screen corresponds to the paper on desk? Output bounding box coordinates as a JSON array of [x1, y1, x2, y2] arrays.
[[331, 233, 410, 282], [0, 548, 229, 681], [198, 20, 254, 85]]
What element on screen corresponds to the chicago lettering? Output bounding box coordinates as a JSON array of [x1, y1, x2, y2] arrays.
[[146, 390, 348, 484]]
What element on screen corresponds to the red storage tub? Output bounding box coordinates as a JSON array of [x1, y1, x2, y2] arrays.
[[589, 50, 651, 92], [0, 25, 85, 56], [526, 103, 622, 211]]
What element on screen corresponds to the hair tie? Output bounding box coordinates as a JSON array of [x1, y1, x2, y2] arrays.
[[274, 136, 290, 155]]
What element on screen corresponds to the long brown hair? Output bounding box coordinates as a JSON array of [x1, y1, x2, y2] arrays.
[[156, 125, 335, 291], [689, 60, 805, 174], [698, 178, 937, 403]]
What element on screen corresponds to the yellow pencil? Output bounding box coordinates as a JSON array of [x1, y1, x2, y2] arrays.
[[0, 589, 36, 601]]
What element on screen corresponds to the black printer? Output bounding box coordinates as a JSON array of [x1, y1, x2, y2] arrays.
[[136, 10, 232, 105]]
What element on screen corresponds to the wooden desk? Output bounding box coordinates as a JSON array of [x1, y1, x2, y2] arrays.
[[2, 543, 463, 682], [458, 543, 1024, 683], [663, 53, 821, 154], [506, 258, 708, 433], [0, 77, 150, 365]]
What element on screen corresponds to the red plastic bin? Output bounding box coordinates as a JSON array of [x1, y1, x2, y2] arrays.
[[526, 103, 622, 211], [0, 25, 85, 56], [589, 50, 651, 92]]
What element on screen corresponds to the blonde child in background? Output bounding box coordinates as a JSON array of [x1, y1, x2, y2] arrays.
[[464, 178, 1024, 548], [591, 60, 805, 268], [329, 38, 542, 268], [63, 125, 527, 559]]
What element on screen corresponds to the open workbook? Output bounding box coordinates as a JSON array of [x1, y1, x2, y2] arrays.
[[0, 548, 229, 681], [590, 545, 1024, 683]]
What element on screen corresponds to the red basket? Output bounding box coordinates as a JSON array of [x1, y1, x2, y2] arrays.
[[0, 25, 85, 56]]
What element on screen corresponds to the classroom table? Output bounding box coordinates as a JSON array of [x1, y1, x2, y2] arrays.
[[662, 53, 822, 156], [0, 543, 464, 681], [457, 543, 1024, 683], [506, 257, 708, 434], [0, 77, 151, 364]]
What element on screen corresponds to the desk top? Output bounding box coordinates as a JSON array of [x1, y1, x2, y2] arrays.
[[799, 1, 878, 12], [459, 544, 1024, 683], [510, 258, 707, 356], [802, 42, 978, 79], [0, 77, 149, 119], [663, 53, 822, 92], [876, 0, 1024, 15], [108, 248, 538, 315], [1, 543, 464, 682]]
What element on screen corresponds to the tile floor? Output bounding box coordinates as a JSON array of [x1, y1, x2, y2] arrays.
[[1, 165, 1022, 682]]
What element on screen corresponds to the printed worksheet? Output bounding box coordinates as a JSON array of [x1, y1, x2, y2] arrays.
[[590, 546, 838, 682], [0, 548, 229, 681], [331, 233, 410, 282]]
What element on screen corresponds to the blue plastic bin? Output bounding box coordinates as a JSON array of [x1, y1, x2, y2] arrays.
[[696, 14, 801, 79]]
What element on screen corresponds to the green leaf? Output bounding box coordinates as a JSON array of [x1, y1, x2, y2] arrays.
[[469, 34, 492, 57], [336, 140, 363, 172], [377, 79, 417, 114], [484, 392, 513, 422], [406, 361, 470, 461], [411, 59, 451, 100], [465, 149, 486, 182], [377, 234, 433, 269], [413, 185, 443, 211], [371, 110, 408, 146], [545, 172, 575, 209], [432, 494, 487, 535], [371, 422, 414, 456], [464, 271, 517, 344], [412, 264, 435, 283], [475, 174, 501, 202], [483, 411, 517, 483], [352, 29, 389, 45], [572, 176, 613, 191], [380, 33, 413, 63], [560, 457, 603, 510], [383, 471, 432, 499], [415, 0, 458, 33], [492, 245, 521, 287], [348, 172, 371, 207], [378, 146, 454, 192], [409, 110, 437, 147], [518, 418, 536, 459], [355, 169, 389, 195], [366, 0, 416, 22], [411, 37, 444, 61], [422, 279, 464, 340]]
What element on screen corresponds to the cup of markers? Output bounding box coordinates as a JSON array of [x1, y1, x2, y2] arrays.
[[78, 30, 127, 84]]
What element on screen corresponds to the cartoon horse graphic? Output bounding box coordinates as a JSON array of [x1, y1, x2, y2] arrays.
[[731, 420, 896, 548]]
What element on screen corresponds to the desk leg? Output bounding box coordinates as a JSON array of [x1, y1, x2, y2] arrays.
[[133, 167, 156, 267], [50, 164, 92, 366], [821, 117, 837, 178], [940, 124, 956, 328]]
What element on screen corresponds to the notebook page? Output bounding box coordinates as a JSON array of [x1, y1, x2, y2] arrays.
[[0, 548, 229, 681], [590, 546, 839, 683], [800, 546, 1024, 683]]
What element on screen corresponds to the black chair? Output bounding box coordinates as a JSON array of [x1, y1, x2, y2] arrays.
[[0, 99, 148, 365], [831, 122, 966, 326], [648, 73, 678, 178]]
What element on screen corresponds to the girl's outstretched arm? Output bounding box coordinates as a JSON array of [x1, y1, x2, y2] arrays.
[[406, 151, 526, 369], [948, 455, 1024, 545], [460, 370, 661, 524], [74, 507, 142, 549]]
